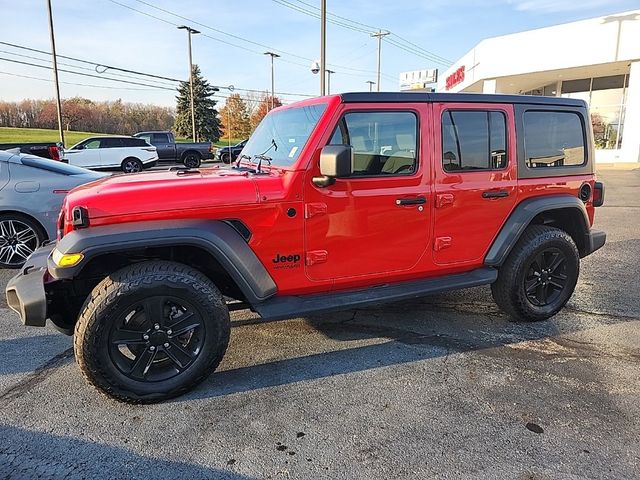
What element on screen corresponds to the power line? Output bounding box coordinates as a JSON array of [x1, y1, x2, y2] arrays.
[[0, 57, 177, 90], [107, 0, 387, 78], [274, 0, 452, 66], [0, 70, 160, 91], [0, 41, 314, 98], [0, 40, 182, 83]]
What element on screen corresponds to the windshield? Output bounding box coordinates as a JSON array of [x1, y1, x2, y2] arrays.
[[240, 103, 327, 167]]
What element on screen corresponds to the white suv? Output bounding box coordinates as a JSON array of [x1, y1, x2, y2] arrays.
[[64, 136, 158, 173]]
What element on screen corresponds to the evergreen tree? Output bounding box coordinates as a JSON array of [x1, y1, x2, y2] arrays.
[[174, 65, 221, 142]]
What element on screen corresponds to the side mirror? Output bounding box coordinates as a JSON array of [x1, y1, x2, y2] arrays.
[[313, 145, 353, 187]]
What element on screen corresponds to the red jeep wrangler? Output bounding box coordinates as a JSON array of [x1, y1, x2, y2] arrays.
[[6, 93, 605, 403]]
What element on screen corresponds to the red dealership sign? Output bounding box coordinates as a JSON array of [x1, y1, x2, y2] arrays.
[[445, 66, 465, 90]]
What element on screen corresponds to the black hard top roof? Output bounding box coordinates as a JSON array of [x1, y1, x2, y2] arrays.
[[340, 92, 587, 107]]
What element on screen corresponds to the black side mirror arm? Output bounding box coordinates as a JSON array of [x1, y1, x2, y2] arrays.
[[312, 175, 336, 188]]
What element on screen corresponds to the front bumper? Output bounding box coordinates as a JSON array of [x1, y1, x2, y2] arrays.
[[583, 229, 606, 257], [6, 244, 55, 327]]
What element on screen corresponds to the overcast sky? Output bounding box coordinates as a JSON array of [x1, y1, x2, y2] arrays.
[[0, 0, 638, 107]]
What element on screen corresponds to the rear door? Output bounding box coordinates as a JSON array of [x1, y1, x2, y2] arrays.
[[99, 137, 128, 168], [432, 103, 517, 265]]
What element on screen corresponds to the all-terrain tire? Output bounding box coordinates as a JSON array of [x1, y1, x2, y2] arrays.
[[491, 225, 579, 322], [74, 261, 230, 403]]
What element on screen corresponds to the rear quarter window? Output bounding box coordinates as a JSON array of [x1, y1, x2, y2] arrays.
[[523, 111, 586, 168]]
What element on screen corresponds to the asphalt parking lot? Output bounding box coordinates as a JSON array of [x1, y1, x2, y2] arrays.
[[0, 168, 638, 479]]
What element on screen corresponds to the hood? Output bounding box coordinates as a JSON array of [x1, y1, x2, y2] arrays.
[[65, 167, 260, 220]]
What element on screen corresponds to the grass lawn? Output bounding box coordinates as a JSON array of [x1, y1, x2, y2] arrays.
[[1, 127, 244, 150], [0, 127, 108, 148]]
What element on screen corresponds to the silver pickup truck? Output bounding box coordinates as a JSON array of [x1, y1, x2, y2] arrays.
[[133, 131, 214, 168]]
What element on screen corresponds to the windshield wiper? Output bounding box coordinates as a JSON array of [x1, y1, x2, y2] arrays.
[[254, 154, 272, 174], [233, 154, 252, 170]]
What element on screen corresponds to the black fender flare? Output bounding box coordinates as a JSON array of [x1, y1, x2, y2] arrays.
[[49, 219, 277, 303], [484, 195, 590, 267]]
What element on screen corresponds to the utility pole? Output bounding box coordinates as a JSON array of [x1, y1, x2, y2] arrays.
[[264, 52, 280, 110], [178, 25, 200, 142], [366, 80, 375, 92], [46, 0, 64, 146], [320, 0, 326, 95], [326, 70, 335, 94], [370, 30, 390, 92]]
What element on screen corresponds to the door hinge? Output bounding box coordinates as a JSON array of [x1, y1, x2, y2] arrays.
[[434, 236, 452, 251], [306, 250, 328, 266], [436, 193, 454, 208], [305, 202, 328, 219]]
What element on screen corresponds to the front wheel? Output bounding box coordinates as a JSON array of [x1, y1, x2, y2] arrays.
[[491, 225, 580, 322], [0, 214, 46, 268], [74, 261, 230, 403]]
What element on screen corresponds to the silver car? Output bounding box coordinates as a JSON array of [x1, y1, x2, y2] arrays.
[[0, 150, 107, 268]]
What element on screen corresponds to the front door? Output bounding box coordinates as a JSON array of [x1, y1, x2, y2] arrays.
[[432, 103, 518, 265], [67, 139, 102, 168], [304, 105, 432, 282]]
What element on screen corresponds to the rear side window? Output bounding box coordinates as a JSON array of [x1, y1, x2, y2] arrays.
[[151, 133, 170, 143], [329, 111, 418, 176], [442, 110, 507, 172], [523, 111, 586, 168], [101, 138, 126, 148], [123, 138, 147, 147]]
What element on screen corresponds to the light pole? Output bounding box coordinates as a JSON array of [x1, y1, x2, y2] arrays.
[[326, 70, 335, 94], [264, 52, 280, 110], [366, 80, 375, 92], [178, 25, 200, 142], [371, 30, 390, 92], [320, 0, 326, 95], [46, 0, 64, 146]]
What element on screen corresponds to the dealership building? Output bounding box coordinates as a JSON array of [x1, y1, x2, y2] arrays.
[[434, 10, 640, 163]]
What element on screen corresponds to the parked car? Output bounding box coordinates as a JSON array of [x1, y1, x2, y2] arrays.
[[0, 142, 62, 160], [7, 92, 606, 403], [215, 139, 248, 164], [63, 136, 158, 173], [0, 150, 106, 268], [133, 131, 214, 168]]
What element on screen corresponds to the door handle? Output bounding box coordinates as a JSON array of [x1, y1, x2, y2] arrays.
[[396, 196, 427, 206], [482, 190, 509, 199]]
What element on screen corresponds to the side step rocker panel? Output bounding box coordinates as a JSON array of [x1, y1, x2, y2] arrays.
[[254, 267, 497, 321]]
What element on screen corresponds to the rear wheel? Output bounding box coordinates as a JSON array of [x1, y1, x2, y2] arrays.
[[74, 261, 230, 403], [182, 152, 201, 168], [0, 213, 46, 268], [491, 225, 579, 322], [121, 157, 143, 173]]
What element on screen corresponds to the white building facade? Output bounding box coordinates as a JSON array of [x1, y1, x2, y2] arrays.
[[435, 10, 640, 163]]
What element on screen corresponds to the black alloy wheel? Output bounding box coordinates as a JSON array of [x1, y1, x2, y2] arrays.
[[524, 247, 568, 307], [109, 296, 205, 382]]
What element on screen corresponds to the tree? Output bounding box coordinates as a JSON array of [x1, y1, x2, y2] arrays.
[[174, 65, 221, 142], [219, 94, 251, 140], [250, 94, 283, 131]]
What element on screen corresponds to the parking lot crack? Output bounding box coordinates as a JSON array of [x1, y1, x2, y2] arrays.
[[0, 347, 74, 404]]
